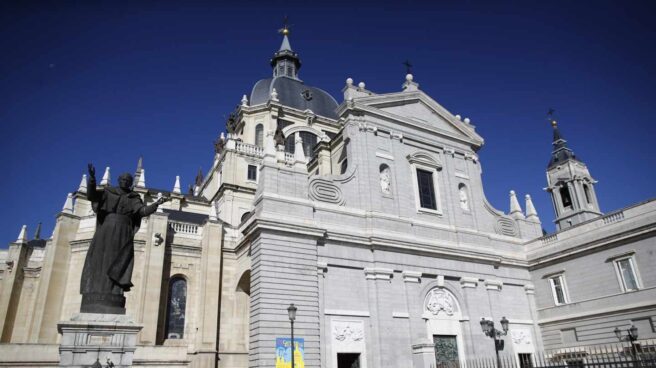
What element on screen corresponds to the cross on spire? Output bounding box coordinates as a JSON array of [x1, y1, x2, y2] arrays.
[[547, 108, 557, 126], [278, 16, 291, 36], [403, 60, 413, 75]]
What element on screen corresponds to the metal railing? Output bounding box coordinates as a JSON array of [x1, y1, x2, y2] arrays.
[[433, 340, 656, 368]]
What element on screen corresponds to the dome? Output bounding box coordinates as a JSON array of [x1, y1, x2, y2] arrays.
[[250, 76, 339, 120]]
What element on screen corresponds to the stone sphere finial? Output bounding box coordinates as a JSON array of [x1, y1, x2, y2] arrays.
[[346, 77, 353, 86], [358, 81, 366, 89], [464, 117, 471, 124], [406, 73, 413, 82], [455, 114, 462, 120]]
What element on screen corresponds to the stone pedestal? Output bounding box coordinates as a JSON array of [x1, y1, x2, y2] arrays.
[[412, 339, 436, 368], [57, 313, 143, 368]]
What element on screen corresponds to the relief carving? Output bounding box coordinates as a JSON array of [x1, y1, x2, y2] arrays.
[[333, 322, 364, 342], [511, 330, 532, 345], [425, 288, 456, 316]]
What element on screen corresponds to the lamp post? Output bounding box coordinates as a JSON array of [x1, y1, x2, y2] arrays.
[[615, 324, 639, 365], [287, 304, 297, 368], [480, 317, 509, 368]]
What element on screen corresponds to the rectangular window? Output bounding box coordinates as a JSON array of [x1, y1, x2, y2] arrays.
[[247, 165, 257, 182], [416, 168, 437, 210], [615, 258, 639, 291], [549, 275, 569, 305]]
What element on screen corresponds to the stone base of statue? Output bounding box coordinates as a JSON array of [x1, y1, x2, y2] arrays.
[[57, 313, 142, 368], [81, 293, 126, 314]]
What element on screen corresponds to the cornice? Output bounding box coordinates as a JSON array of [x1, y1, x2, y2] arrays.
[[528, 223, 656, 269]]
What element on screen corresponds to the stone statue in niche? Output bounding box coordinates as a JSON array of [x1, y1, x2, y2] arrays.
[[81, 163, 168, 314], [459, 184, 469, 211], [380, 166, 392, 195], [425, 288, 455, 316]]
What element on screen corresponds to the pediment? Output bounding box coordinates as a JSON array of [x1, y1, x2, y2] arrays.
[[363, 92, 483, 146]]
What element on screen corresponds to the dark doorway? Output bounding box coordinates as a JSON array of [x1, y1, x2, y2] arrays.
[[519, 353, 533, 368], [337, 353, 360, 368], [434, 335, 459, 368]]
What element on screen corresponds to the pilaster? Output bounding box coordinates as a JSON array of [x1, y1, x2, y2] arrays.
[[193, 219, 223, 367], [0, 241, 30, 342], [248, 228, 321, 368], [136, 211, 169, 345], [31, 212, 81, 343]]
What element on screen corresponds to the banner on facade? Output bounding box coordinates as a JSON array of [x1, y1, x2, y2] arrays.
[[275, 337, 305, 368]]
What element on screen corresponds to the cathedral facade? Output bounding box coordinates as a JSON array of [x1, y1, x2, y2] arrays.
[[0, 33, 654, 368]]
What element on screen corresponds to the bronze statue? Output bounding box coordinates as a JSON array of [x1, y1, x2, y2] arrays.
[[81, 164, 166, 314]]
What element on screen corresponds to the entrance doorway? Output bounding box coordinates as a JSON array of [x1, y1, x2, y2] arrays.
[[337, 353, 361, 368], [434, 335, 459, 368]]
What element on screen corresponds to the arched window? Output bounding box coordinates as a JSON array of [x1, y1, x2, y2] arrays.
[[255, 124, 263, 148], [284, 132, 318, 159], [300, 131, 317, 159], [560, 186, 572, 209], [583, 184, 592, 204], [165, 276, 187, 339]]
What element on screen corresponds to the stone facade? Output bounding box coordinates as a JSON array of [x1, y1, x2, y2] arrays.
[[0, 34, 654, 368]]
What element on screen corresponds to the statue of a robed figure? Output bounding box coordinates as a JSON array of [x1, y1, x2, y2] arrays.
[[81, 164, 166, 314]]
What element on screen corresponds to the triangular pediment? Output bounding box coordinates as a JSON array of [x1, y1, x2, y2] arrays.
[[358, 92, 484, 146]]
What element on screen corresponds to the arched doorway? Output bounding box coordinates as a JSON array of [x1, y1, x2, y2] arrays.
[[423, 287, 465, 368]]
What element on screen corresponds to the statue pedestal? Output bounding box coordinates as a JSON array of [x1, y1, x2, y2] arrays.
[[58, 313, 143, 368], [412, 339, 436, 368]]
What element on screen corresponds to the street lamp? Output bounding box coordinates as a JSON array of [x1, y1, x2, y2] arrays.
[[480, 317, 509, 368], [287, 304, 297, 368], [615, 325, 639, 362]]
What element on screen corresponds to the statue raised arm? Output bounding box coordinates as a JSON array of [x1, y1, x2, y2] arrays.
[[81, 164, 166, 314]]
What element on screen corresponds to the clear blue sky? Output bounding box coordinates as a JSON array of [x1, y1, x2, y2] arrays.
[[1, 0, 655, 246]]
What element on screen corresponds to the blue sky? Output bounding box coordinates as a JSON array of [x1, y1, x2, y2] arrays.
[[1, 0, 655, 246]]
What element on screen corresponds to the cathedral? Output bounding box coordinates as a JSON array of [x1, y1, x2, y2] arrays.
[[0, 30, 654, 368]]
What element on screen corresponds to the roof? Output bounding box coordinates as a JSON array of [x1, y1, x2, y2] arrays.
[[250, 76, 339, 120]]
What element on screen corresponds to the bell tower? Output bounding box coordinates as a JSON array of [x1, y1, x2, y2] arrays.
[[545, 114, 602, 230]]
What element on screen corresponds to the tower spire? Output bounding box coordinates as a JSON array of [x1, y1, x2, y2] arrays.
[[271, 17, 301, 79], [547, 110, 579, 169]]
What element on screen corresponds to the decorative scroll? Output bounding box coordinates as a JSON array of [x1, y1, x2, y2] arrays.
[[309, 178, 345, 205], [495, 217, 519, 237]]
